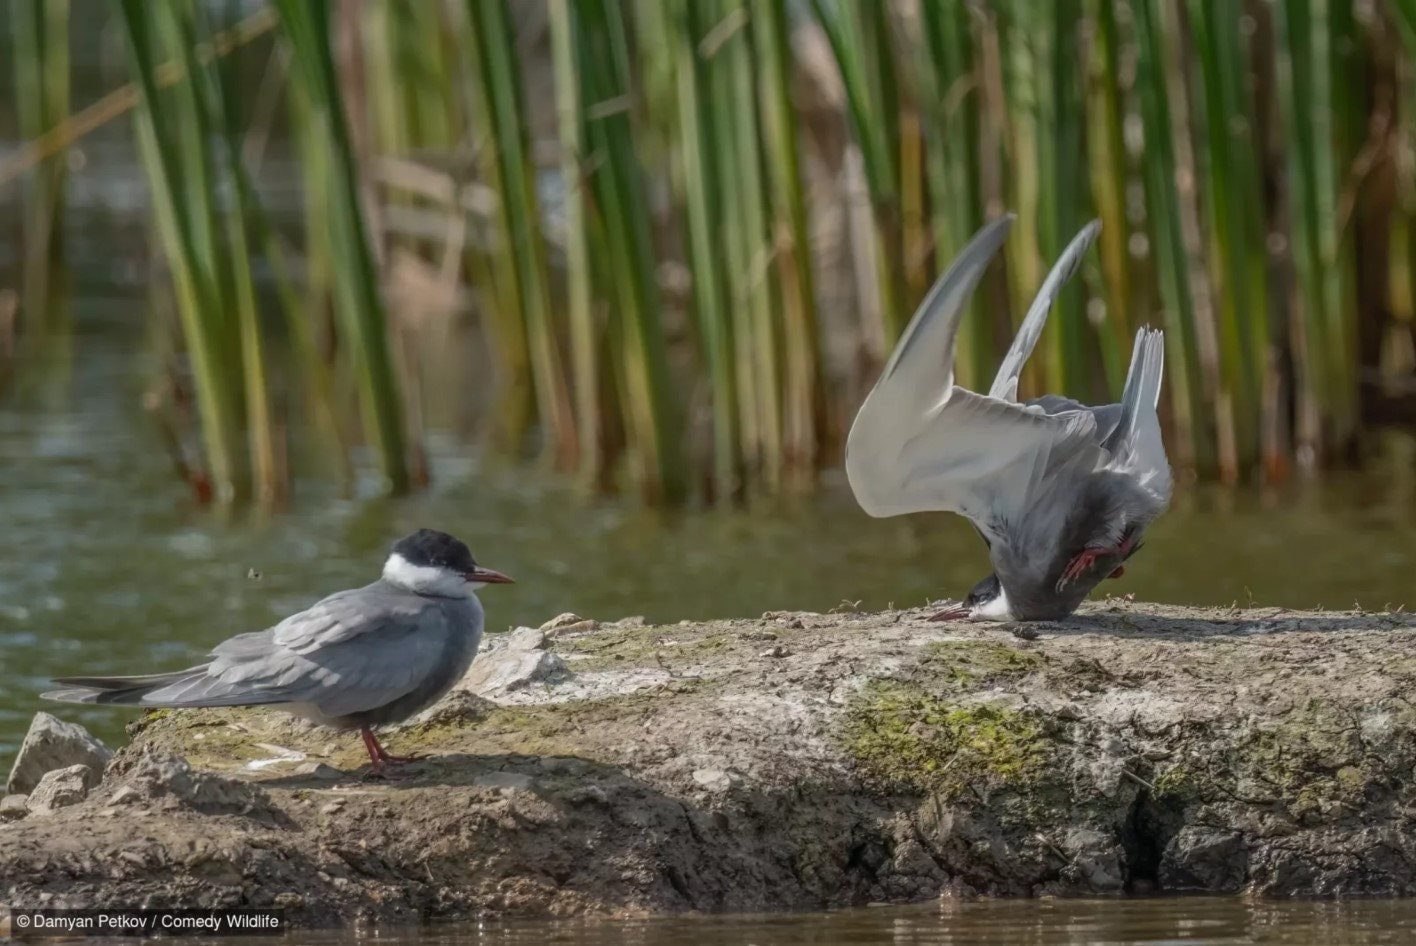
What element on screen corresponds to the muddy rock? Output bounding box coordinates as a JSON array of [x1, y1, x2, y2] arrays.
[[506, 626, 547, 650], [0, 794, 29, 821], [540, 612, 599, 635], [6, 712, 113, 795], [459, 631, 569, 696], [1, 601, 1414, 929], [109, 750, 278, 819], [1160, 826, 1249, 891], [26, 765, 96, 816]]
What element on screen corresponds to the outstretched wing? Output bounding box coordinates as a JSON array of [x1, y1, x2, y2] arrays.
[[989, 220, 1101, 401], [846, 215, 1101, 530], [873, 214, 1016, 403]]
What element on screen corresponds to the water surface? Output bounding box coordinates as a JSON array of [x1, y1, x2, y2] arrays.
[[179, 898, 1416, 945]]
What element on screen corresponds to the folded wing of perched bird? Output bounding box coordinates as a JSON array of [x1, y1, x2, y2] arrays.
[[44, 529, 513, 776], [846, 214, 1171, 621]]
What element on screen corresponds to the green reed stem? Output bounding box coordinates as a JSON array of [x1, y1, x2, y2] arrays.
[[276, 0, 411, 493], [548, 0, 603, 488], [464, 0, 579, 470]]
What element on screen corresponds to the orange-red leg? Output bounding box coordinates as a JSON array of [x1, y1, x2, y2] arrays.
[[359, 727, 424, 778]]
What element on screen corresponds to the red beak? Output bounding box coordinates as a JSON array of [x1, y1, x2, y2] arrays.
[[467, 566, 514, 585]]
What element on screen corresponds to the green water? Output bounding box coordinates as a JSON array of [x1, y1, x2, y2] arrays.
[[2, 296, 1416, 755]]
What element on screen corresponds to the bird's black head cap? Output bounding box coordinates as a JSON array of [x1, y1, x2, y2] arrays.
[[964, 573, 1002, 608], [391, 529, 477, 572]]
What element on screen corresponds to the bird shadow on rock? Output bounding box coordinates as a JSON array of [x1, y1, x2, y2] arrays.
[[258, 750, 634, 793], [1023, 609, 1416, 642]]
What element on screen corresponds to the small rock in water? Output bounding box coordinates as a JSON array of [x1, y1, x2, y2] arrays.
[[610, 616, 648, 628], [27, 764, 97, 816], [0, 794, 30, 821], [7, 712, 114, 795]]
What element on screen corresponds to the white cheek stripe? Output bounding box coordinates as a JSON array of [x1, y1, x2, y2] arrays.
[[972, 587, 1014, 622], [382, 553, 470, 597]]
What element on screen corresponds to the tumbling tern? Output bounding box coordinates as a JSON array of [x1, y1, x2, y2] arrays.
[[44, 529, 512, 776], [846, 215, 1171, 621]]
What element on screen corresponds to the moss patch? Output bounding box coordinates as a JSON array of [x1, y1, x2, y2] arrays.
[[129, 681, 717, 775], [1227, 698, 1371, 818], [918, 640, 1045, 692], [1152, 762, 1204, 803], [841, 680, 1050, 797]]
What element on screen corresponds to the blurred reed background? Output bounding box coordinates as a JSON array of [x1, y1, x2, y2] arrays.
[[3, 0, 1416, 508]]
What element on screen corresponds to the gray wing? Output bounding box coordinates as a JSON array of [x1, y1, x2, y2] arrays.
[[873, 214, 1016, 401], [1027, 395, 1124, 443], [138, 585, 456, 718], [988, 220, 1101, 401], [846, 214, 1101, 530]]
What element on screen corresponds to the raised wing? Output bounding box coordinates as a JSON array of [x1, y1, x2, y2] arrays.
[[849, 383, 1100, 526], [873, 214, 1015, 409], [846, 216, 1101, 528], [988, 220, 1101, 401]]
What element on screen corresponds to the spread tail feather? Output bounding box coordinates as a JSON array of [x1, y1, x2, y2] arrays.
[[1105, 327, 1165, 454]]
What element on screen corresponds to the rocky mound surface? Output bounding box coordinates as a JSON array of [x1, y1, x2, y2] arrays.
[[2, 601, 1414, 929]]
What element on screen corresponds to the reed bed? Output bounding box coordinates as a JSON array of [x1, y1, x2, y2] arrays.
[[8, 0, 1416, 504], [9, 0, 69, 332]]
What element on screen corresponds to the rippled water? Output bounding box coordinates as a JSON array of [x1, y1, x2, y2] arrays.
[[175, 898, 1416, 945]]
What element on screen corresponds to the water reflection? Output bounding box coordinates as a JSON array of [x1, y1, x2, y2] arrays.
[[182, 898, 1416, 945]]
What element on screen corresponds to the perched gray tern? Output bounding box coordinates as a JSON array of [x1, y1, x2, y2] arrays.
[[44, 529, 512, 776], [846, 214, 1171, 621]]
